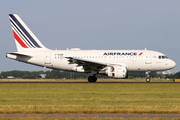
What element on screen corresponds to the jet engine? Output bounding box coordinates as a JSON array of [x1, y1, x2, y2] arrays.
[[99, 65, 128, 78], [72, 66, 91, 73]]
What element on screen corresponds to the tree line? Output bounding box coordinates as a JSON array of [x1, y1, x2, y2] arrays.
[[0, 70, 105, 79], [0, 70, 179, 79]]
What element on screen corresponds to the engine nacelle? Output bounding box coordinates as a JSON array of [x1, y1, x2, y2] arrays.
[[106, 66, 128, 78], [72, 66, 85, 72], [72, 66, 91, 73]]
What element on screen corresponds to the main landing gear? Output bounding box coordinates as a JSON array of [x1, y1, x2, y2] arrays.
[[145, 71, 151, 83], [88, 75, 97, 82]]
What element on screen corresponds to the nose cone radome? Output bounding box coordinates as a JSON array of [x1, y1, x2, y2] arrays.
[[169, 60, 176, 69]]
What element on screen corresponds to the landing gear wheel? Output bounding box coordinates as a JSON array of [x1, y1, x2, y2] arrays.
[[88, 76, 94, 82], [146, 78, 151, 83], [88, 76, 97, 82], [145, 71, 151, 83], [94, 76, 97, 82]]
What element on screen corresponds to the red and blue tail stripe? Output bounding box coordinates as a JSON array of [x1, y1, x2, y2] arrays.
[[9, 14, 42, 48], [10, 19, 32, 48], [12, 30, 28, 48]]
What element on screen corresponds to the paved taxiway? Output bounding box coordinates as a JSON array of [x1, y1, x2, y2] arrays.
[[0, 114, 180, 118], [0, 82, 179, 84]]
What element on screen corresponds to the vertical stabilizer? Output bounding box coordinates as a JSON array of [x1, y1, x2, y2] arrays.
[[9, 14, 48, 52]]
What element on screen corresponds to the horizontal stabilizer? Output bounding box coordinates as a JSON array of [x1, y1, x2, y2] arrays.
[[6, 52, 33, 57]]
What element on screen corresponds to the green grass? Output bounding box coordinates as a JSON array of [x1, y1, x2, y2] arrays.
[[0, 83, 179, 114]]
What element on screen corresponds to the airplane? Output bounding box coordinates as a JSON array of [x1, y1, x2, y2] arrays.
[[6, 14, 176, 82]]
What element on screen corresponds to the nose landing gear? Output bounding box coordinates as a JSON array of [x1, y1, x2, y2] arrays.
[[145, 71, 151, 82]]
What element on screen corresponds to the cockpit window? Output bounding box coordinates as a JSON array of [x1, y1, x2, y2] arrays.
[[158, 55, 168, 59]]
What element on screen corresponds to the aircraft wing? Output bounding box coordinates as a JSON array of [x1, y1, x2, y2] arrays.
[[65, 57, 107, 71]]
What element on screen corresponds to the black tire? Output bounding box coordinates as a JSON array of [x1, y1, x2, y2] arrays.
[[88, 76, 97, 82], [94, 76, 97, 82]]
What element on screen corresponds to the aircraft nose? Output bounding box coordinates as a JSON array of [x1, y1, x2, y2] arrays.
[[169, 60, 176, 69]]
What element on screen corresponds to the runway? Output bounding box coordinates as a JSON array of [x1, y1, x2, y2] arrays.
[[0, 82, 179, 84], [0, 114, 180, 118]]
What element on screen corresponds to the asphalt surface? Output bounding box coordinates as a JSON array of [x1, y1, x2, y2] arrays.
[[0, 114, 180, 118], [0, 82, 179, 84]]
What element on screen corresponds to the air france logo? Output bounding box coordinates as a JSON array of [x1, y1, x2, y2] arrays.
[[103, 52, 143, 56], [139, 52, 143, 55]]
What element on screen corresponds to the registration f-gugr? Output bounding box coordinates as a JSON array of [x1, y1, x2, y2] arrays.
[[7, 14, 176, 82]]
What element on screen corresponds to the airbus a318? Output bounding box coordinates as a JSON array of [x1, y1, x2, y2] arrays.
[[6, 14, 176, 82]]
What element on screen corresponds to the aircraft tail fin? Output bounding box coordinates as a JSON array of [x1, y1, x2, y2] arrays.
[[9, 14, 48, 52]]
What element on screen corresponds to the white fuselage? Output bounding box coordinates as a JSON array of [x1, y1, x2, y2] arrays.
[[7, 49, 176, 73]]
